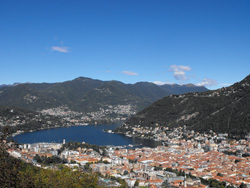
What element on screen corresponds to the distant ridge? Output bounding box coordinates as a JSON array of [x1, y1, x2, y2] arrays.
[[0, 83, 23, 88], [160, 83, 207, 95], [118, 74, 250, 137]]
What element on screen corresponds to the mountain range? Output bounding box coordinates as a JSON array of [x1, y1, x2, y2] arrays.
[[0, 77, 207, 119], [0, 83, 22, 88], [120, 74, 250, 138]]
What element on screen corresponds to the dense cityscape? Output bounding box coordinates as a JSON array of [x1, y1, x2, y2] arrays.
[[7, 126, 250, 188]]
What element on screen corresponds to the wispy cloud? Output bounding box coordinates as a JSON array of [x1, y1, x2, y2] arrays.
[[169, 65, 191, 80], [220, 83, 231, 87], [122, 71, 139, 76], [152, 81, 174, 85], [152, 81, 166, 85], [51, 46, 70, 53], [196, 78, 217, 87]]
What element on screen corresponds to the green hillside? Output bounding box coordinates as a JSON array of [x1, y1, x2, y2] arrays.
[[118, 74, 250, 137]]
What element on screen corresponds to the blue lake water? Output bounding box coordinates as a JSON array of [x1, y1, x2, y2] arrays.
[[11, 124, 160, 148]]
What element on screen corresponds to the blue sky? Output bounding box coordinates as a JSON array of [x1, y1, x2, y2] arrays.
[[0, 0, 249, 90]]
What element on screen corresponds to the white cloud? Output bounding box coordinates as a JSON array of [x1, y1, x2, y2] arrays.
[[169, 65, 191, 80], [51, 46, 70, 53], [122, 71, 139, 76], [152, 81, 174, 85], [173, 71, 186, 80], [152, 81, 166, 85], [169, 65, 191, 72], [196, 78, 218, 87]]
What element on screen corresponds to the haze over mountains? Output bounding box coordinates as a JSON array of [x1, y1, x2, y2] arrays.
[[0, 77, 207, 119], [118, 74, 250, 137], [0, 83, 22, 88]]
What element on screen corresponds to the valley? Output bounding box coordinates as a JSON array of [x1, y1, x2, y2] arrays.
[[0, 76, 207, 134]]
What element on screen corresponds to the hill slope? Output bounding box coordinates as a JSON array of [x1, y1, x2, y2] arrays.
[[119, 75, 250, 137], [0, 105, 72, 133]]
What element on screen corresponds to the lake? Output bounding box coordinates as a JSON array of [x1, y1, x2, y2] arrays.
[[11, 124, 160, 148]]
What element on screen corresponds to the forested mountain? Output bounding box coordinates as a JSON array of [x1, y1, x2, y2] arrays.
[[0, 77, 103, 111], [121, 75, 250, 137], [0, 77, 207, 116]]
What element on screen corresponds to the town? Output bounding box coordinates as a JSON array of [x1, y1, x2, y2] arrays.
[[7, 126, 250, 188], [0, 104, 136, 135], [41, 105, 137, 124]]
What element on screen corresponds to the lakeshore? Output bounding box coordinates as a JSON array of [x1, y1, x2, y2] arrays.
[[11, 124, 161, 148]]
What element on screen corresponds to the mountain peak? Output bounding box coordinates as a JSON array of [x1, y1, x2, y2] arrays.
[[74, 76, 93, 81], [184, 83, 196, 87]]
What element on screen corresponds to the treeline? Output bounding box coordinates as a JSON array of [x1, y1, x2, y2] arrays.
[[33, 154, 67, 165], [59, 141, 107, 154]]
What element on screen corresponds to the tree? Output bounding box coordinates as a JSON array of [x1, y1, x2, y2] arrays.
[[124, 170, 129, 175], [240, 182, 247, 188], [134, 180, 139, 186], [217, 172, 223, 177], [84, 163, 90, 170], [154, 166, 162, 171], [235, 159, 241, 163]]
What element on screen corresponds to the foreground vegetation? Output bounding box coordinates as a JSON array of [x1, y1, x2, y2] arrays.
[[0, 128, 101, 188]]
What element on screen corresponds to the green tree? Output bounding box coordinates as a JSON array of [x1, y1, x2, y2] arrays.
[[134, 180, 139, 186], [0, 127, 22, 187], [217, 172, 223, 177], [240, 182, 247, 188]]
